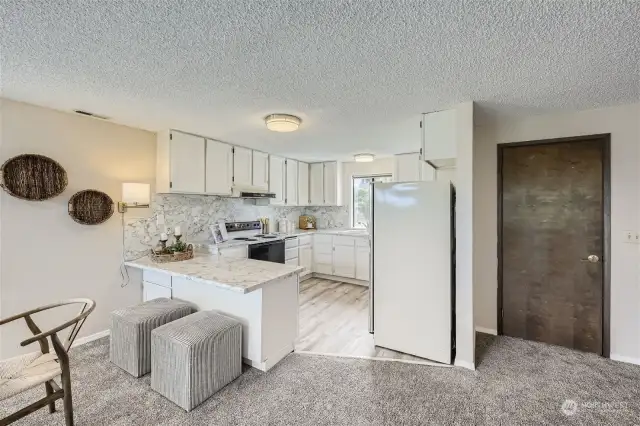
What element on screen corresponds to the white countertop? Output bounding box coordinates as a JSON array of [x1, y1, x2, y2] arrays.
[[126, 255, 303, 294]]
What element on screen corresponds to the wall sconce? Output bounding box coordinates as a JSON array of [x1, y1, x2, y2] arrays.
[[118, 182, 150, 213]]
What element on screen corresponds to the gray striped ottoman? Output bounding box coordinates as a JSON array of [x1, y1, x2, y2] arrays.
[[110, 298, 193, 377], [151, 311, 242, 412]]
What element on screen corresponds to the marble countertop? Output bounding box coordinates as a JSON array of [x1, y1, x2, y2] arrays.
[[126, 255, 303, 294]]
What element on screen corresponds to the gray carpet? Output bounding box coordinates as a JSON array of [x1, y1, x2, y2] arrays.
[[2, 335, 639, 425]]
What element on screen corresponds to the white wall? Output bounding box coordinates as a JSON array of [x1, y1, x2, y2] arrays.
[[454, 101, 475, 369], [342, 158, 395, 227], [474, 103, 640, 363], [0, 99, 156, 358]]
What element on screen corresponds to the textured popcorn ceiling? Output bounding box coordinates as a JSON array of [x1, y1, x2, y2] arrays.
[[2, 1, 639, 161]]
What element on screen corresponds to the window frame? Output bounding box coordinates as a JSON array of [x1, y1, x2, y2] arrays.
[[351, 173, 393, 228]]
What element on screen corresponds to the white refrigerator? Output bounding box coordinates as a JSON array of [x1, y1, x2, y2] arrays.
[[369, 181, 455, 364]]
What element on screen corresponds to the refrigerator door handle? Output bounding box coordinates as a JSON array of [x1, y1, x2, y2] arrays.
[[368, 180, 375, 334]]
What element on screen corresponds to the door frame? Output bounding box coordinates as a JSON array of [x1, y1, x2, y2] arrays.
[[497, 133, 611, 357]]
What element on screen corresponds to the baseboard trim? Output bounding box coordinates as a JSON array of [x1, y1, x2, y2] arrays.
[[71, 330, 110, 348], [454, 359, 476, 371], [610, 353, 640, 366], [295, 350, 452, 368], [475, 326, 497, 335], [311, 273, 369, 287]]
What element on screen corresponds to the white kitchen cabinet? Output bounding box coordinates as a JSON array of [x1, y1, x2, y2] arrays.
[[299, 245, 312, 276], [297, 161, 309, 206], [309, 163, 324, 205], [309, 162, 342, 206], [323, 161, 341, 206], [143, 281, 171, 302], [157, 131, 206, 193], [205, 139, 233, 195], [233, 146, 253, 188], [355, 247, 370, 282], [333, 245, 355, 278], [286, 159, 298, 205], [422, 109, 456, 161], [269, 155, 286, 205], [394, 153, 421, 182], [252, 151, 269, 190], [394, 152, 436, 182]]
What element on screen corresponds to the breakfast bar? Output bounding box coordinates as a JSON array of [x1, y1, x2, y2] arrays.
[[125, 255, 303, 372]]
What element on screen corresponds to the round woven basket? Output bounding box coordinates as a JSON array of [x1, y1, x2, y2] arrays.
[[0, 154, 68, 201], [68, 190, 115, 225]]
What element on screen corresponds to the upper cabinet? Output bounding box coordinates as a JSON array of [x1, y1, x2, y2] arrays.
[[394, 153, 435, 182], [232, 146, 253, 188], [309, 161, 342, 206], [298, 162, 309, 206], [309, 163, 324, 205], [269, 155, 286, 205], [421, 109, 456, 162], [166, 131, 206, 193], [285, 159, 298, 205], [252, 151, 269, 190], [205, 139, 233, 195]]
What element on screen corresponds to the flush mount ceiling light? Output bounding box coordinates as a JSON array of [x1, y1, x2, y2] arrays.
[[264, 114, 301, 132], [354, 153, 375, 163]]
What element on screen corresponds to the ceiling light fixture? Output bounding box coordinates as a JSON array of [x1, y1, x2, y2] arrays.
[[354, 153, 375, 163], [264, 114, 301, 132]]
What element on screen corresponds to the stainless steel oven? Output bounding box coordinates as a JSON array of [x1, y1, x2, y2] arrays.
[[248, 240, 285, 264]]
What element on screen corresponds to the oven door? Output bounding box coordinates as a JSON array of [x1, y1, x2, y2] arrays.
[[248, 240, 285, 264]]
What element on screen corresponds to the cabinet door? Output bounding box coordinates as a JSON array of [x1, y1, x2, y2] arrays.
[[170, 132, 205, 193], [286, 159, 298, 205], [299, 245, 312, 273], [233, 146, 253, 188], [323, 162, 338, 205], [269, 155, 286, 205], [219, 246, 247, 259], [298, 162, 309, 206], [422, 109, 457, 161], [205, 139, 233, 195], [333, 245, 355, 278], [394, 153, 421, 182], [252, 151, 269, 190], [355, 247, 370, 282], [143, 281, 172, 302], [309, 163, 324, 205]]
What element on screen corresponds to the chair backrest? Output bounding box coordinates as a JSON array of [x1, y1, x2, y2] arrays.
[[17, 299, 97, 353]]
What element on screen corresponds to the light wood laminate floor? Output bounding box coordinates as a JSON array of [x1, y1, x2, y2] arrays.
[[296, 278, 446, 365]]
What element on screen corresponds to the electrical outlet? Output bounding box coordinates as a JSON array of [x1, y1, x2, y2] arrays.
[[157, 213, 165, 227], [635, 232, 640, 244]]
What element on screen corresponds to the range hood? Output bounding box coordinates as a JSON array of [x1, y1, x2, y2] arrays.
[[231, 186, 276, 199]]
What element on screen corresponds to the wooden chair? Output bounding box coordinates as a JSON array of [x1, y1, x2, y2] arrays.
[[0, 299, 96, 426]]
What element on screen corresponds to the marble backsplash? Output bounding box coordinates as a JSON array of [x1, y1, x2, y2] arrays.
[[124, 194, 349, 259]]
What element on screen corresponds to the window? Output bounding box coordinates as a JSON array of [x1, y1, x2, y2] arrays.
[[352, 174, 393, 228]]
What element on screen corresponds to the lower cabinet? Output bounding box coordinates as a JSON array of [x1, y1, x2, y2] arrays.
[[299, 245, 312, 275], [333, 245, 355, 278], [355, 247, 370, 281], [143, 281, 171, 302]]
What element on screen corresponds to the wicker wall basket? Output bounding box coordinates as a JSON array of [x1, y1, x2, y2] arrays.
[[68, 190, 115, 225], [0, 154, 68, 201]]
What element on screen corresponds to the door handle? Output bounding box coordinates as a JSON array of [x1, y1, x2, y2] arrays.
[[580, 255, 600, 263]]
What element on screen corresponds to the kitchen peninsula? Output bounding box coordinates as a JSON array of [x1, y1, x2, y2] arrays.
[[125, 255, 303, 372]]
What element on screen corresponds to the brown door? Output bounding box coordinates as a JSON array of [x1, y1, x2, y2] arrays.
[[499, 137, 608, 355]]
